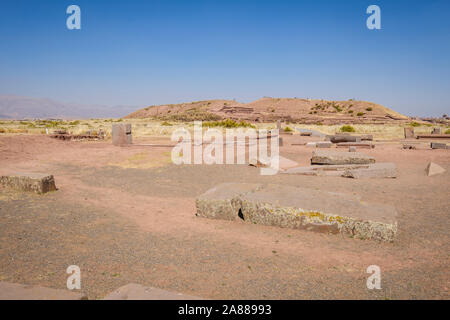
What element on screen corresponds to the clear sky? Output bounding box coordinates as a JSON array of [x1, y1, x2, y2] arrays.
[[1, 0, 449, 116]]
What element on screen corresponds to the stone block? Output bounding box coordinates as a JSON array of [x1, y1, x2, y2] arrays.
[[349, 146, 357, 152], [316, 141, 332, 148], [311, 150, 375, 165], [196, 183, 262, 221], [342, 163, 397, 179], [404, 127, 415, 139], [112, 123, 132, 146], [103, 283, 202, 300], [196, 184, 398, 241], [426, 162, 446, 176], [336, 142, 375, 149], [431, 142, 447, 149], [329, 135, 362, 143], [0, 173, 57, 194], [0, 282, 86, 300]]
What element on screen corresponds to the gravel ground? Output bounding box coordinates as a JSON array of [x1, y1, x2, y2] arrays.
[[0, 135, 449, 299]]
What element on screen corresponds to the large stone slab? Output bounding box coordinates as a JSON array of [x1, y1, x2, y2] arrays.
[[342, 163, 397, 179], [196, 183, 262, 221], [196, 183, 398, 241], [112, 123, 132, 146], [0, 282, 86, 300], [336, 142, 375, 149], [0, 173, 57, 194], [430, 142, 448, 149], [327, 135, 362, 143], [282, 163, 396, 179], [311, 150, 375, 165], [103, 283, 202, 300]]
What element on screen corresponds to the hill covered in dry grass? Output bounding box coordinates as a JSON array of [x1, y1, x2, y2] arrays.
[[125, 97, 409, 124]]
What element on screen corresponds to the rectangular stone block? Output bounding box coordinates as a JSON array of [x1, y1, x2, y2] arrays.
[[0, 173, 57, 194], [196, 183, 262, 221], [328, 135, 362, 143], [112, 123, 132, 146], [196, 184, 398, 241], [404, 127, 415, 139], [342, 163, 397, 179], [336, 142, 375, 149], [431, 142, 447, 149], [316, 141, 332, 148], [311, 150, 375, 165]]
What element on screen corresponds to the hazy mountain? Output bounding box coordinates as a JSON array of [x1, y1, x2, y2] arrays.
[[0, 95, 138, 119]]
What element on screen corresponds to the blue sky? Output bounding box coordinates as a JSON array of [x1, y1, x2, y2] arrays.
[[0, 0, 449, 116]]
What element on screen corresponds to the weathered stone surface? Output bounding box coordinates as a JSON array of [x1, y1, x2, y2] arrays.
[[316, 141, 332, 148], [112, 123, 132, 146], [196, 184, 398, 241], [300, 132, 312, 136], [336, 142, 375, 149], [416, 134, 449, 139], [0, 282, 86, 300], [349, 146, 357, 152], [426, 162, 446, 176], [342, 163, 397, 179], [295, 128, 326, 137], [430, 142, 447, 149], [0, 173, 57, 194], [360, 134, 374, 141], [404, 127, 415, 139], [282, 164, 363, 176], [311, 150, 375, 165], [282, 163, 395, 179], [196, 183, 261, 221], [103, 283, 202, 300], [327, 135, 362, 143]]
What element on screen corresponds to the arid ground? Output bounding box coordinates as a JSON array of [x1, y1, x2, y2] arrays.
[[0, 132, 449, 299]]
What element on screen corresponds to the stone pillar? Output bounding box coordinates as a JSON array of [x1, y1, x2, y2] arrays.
[[276, 120, 281, 131], [112, 123, 132, 146], [404, 127, 414, 139]]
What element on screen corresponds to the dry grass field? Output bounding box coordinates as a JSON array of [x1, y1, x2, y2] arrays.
[[0, 119, 447, 140]]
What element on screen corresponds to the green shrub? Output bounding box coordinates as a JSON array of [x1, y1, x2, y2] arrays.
[[0, 127, 5, 133], [366, 107, 373, 111], [357, 112, 364, 117], [284, 126, 293, 132], [409, 122, 421, 127], [161, 121, 172, 126], [445, 129, 450, 134], [340, 125, 356, 133], [348, 110, 353, 114], [203, 119, 255, 129]]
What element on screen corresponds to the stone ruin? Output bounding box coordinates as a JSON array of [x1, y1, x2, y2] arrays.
[[196, 183, 398, 242], [50, 129, 105, 141], [112, 123, 132, 146]]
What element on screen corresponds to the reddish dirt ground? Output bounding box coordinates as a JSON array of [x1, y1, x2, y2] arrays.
[[0, 134, 449, 299]]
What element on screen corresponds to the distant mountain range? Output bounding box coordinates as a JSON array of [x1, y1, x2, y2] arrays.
[[0, 95, 138, 119]]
